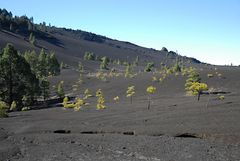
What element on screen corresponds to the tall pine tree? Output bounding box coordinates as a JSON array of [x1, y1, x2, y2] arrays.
[[0, 44, 39, 108]]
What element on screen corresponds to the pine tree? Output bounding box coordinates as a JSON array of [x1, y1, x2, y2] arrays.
[[29, 33, 36, 45], [0, 44, 40, 108], [24, 50, 38, 74], [144, 62, 154, 72], [100, 56, 109, 70], [78, 62, 84, 73], [37, 49, 47, 78], [56, 81, 64, 98], [40, 78, 49, 102], [48, 52, 60, 75]]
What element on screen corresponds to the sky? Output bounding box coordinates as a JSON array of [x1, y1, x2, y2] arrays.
[[1, 0, 240, 65]]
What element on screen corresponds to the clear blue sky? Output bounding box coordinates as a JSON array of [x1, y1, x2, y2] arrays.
[[2, 0, 240, 65]]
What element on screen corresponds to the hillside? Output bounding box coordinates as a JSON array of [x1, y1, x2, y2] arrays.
[[1, 8, 240, 161], [0, 8, 202, 71]]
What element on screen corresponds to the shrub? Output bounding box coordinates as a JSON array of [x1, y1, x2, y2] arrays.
[[152, 76, 158, 82], [173, 62, 181, 72], [144, 62, 154, 72], [84, 52, 95, 60], [63, 97, 69, 108], [78, 62, 84, 73], [0, 101, 8, 110], [29, 33, 36, 45], [10, 101, 17, 111], [125, 63, 133, 78], [74, 98, 85, 111], [207, 74, 214, 78], [96, 71, 109, 82], [100, 56, 109, 70], [113, 96, 120, 102], [84, 89, 93, 99], [96, 89, 106, 109], [219, 95, 225, 100], [21, 107, 30, 111], [0, 101, 8, 118], [126, 86, 135, 104], [0, 109, 8, 118], [62, 96, 88, 110], [60, 62, 67, 69]]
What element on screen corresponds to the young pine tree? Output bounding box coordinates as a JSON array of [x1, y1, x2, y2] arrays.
[[56, 81, 65, 99], [40, 78, 50, 102], [100, 56, 109, 70]]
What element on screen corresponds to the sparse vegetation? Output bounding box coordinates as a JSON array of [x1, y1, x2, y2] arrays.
[[96, 89, 106, 109], [21, 107, 30, 111], [78, 62, 84, 73], [125, 63, 133, 78], [207, 73, 214, 78], [133, 56, 139, 66], [29, 33, 36, 45], [84, 89, 93, 99], [0, 101, 8, 118], [144, 62, 154, 72], [113, 96, 120, 102], [219, 95, 225, 100], [84, 52, 95, 60], [100, 56, 109, 70], [0, 7, 239, 161], [63, 96, 69, 108], [74, 98, 85, 111], [10, 101, 17, 111], [185, 67, 201, 93], [126, 86, 135, 104]]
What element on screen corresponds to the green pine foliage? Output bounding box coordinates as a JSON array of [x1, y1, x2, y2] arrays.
[[24, 49, 61, 78], [125, 63, 133, 78], [84, 52, 95, 60], [29, 33, 36, 45], [40, 78, 50, 101], [48, 51, 60, 75], [100, 56, 109, 70], [0, 44, 40, 108], [24, 50, 38, 74], [0, 101, 8, 118], [56, 81, 65, 98], [0, 44, 61, 109]]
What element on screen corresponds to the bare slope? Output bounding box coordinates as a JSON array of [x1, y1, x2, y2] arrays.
[[0, 27, 201, 71], [1, 66, 240, 161]]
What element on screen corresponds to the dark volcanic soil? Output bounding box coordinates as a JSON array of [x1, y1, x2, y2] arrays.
[[1, 66, 240, 161]]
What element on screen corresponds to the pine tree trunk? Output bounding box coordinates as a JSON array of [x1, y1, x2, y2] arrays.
[[147, 95, 150, 110], [197, 92, 201, 101], [9, 60, 13, 107]]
